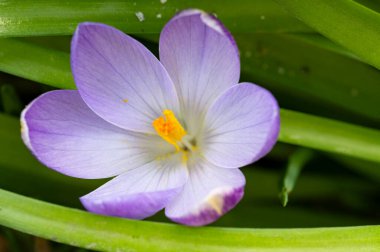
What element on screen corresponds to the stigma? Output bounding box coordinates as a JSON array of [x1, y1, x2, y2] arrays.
[[153, 110, 194, 151]]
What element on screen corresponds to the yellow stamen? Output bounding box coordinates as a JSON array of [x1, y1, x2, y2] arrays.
[[153, 110, 187, 150]]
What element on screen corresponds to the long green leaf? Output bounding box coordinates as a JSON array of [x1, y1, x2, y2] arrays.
[[279, 110, 380, 163], [0, 38, 74, 89], [0, 0, 311, 37], [0, 188, 379, 251], [274, 0, 380, 69]]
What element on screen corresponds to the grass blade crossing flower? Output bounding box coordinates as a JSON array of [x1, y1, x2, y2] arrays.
[[21, 9, 279, 226]]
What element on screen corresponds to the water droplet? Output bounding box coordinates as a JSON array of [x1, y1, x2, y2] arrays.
[[156, 13, 162, 19], [278, 66, 285, 74], [135, 11, 145, 22], [260, 15, 266, 20]]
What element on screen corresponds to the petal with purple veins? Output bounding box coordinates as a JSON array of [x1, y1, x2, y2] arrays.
[[71, 22, 179, 133], [165, 157, 245, 226], [21, 90, 174, 179], [159, 9, 240, 135], [201, 83, 280, 168], [81, 153, 187, 219]]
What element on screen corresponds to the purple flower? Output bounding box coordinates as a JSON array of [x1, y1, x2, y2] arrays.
[[21, 9, 280, 226]]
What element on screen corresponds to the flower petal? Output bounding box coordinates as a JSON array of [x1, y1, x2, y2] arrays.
[[202, 83, 280, 168], [81, 153, 187, 219], [165, 157, 245, 226], [159, 9, 240, 134], [71, 22, 179, 133], [21, 90, 174, 179]]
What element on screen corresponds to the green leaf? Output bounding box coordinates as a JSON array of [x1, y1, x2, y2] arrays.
[[274, 0, 380, 69], [0, 188, 379, 251], [279, 110, 380, 163], [0, 38, 74, 89], [0, 0, 311, 37], [280, 148, 314, 207]]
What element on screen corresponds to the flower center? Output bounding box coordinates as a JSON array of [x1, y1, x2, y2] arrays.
[[153, 109, 194, 151]]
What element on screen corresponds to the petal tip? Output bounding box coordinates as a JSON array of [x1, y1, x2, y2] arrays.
[[167, 186, 244, 226], [20, 104, 32, 151]]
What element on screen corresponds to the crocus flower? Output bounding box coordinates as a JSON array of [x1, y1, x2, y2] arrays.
[[21, 9, 279, 226]]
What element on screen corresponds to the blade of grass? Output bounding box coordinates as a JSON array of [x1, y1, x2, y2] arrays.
[[0, 188, 379, 251], [274, 0, 380, 70], [279, 148, 314, 207], [279, 110, 380, 163], [0, 0, 311, 37], [0, 39, 74, 89]]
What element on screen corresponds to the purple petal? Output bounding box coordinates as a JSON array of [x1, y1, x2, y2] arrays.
[[165, 157, 245, 226], [81, 153, 187, 219], [202, 83, 280, 168], [71, 22, 180, 133], [159, 9, 240, 134], [21, 90, 174, 179]]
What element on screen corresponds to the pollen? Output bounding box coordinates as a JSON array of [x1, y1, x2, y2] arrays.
[[153, 110, 187, 150]]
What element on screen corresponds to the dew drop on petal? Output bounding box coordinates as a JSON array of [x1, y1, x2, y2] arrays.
[[135, 11, 145, 22]]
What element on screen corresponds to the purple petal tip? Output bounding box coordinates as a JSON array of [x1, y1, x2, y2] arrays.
[[169, 187, 244, 226]]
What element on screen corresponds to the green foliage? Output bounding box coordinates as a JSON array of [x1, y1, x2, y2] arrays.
[[1, 188, 379, 252], [0, 0, 380, 251], [275, 0, 380, 69], [0, 0, 310, 37], [280, 148, 314, 207]]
